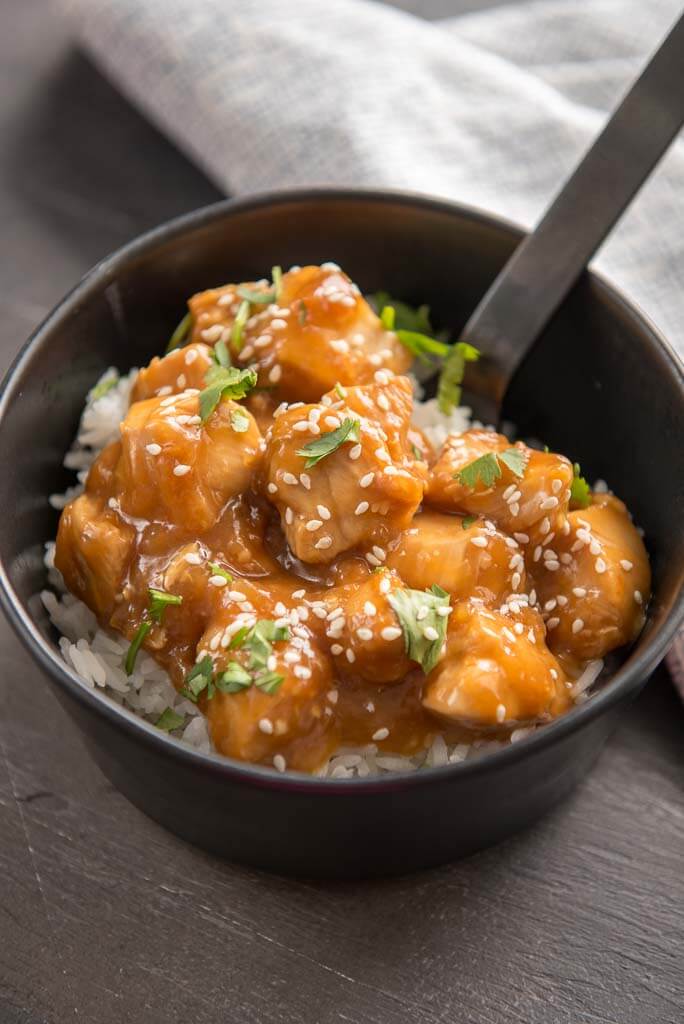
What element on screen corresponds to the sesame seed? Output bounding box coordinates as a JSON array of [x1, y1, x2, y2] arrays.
[[381, 626, 402, 641], [294, 421, 312, 432], [544, 599, 557, 611], [156, 385, 173, 396], [294, 665, 312, 679], [595, 558, 607, 574], [349, 444, 362, 461], [552, 479, 562, 493], [285, 508, 294, 525], [283, 472, 298, 486], [470, 536, 488, 549], [503, 484, 516, 500], [330, 644, 343, 655], [324, 415, 341, 429], [379, 577, 391, 594], [345, 648, 356, 663], [571, 618, 584, 634], [557, 595, 568, 606], [146, 443, 162, 455], [258, 718, 274, 735], [372, 546, 386, 561], [315, 536, 333, 550], [355, 501, 369, 515], [330, 338, 350, 354], [436, 606, 451, 617], [540, 496, 559, 510], [327, 689, 338, 704], [547, 617, 560, 630], [273, 754, 286, 773], [267, 483, 278, 494], [300, 473, 311, 489], [372, 727, 389, 741], [423, 626, 439, 641], [572, 587, 586, 597], [184, 552, 202, 565], [540, 517, 551, 535], [514, 532, 530, 544], [545, 560, 560, 571], [377, 394, 390, 411], [317, 504, 331, 520], [634, 590, 643, 604], [514, 622, 525, 635], [268, 365, 282, 383], [496, 704, 506, 724], [228, 590, 246, 601], [533, 546, 542, 562], [209, 575, 228, 588], [305, 519, 323, 532], [620, 559, 634, 571], [356, 627, 373, 641], [512, 572, 521, 591], [590, 539, 601, 556], [374, 447, 390, 463], [292, 589, 305, 599], [173, 464, 191, 476], [509, 503, 520, 517]]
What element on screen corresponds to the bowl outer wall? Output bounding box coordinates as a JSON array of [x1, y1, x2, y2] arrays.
[[0, 188, 682, 877]]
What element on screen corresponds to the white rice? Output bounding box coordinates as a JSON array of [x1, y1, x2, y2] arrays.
[[41, 367, 603, 778]]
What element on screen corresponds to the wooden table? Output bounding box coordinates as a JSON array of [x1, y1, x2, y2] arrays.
[[1, 3, 682, 1022]]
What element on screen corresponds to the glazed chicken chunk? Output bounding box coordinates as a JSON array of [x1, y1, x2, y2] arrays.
[[423, 600, 570, 727], [261, 375, 426, 563], [116, 390, 262, 532], [533, 493, 650, 661], [188, 264, 412, 402], [426, 429, 573, 543], [130, 342, 214, 402], [386, 510, 527, 604]]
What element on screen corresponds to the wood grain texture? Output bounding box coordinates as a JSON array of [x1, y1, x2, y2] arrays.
[[0, 2, 682, 1022]]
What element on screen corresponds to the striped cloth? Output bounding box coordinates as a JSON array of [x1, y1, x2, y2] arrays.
[[64, 0, 684, 695]]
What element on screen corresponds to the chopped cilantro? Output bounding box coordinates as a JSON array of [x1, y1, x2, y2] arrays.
[[437, 341, 480, 414], [165, 311, 193, 354], [208, 563, 233, 583], [272, 265, 283, 301], [570, 462, 592, 508], [230, 407, 250, 433], [230, 299, 250, 351], [370, 292, 433, 334], [181, 655, 214, 703], [237, 285, 273, 305], [298, 300, 308, 325], [457, 448, 527, 489], [199, 366, 257, 422], [254, 671, 285, 695], [395, 330, 450, 365], [380, 305, 396, 330], [411, 442, 425, 461], [148, 587, 183, 624], [90, 373, 118, 403], [215, 662, 252, 694], [243, 620, 290, 673], [297, 417, 360, 468], [155, 707, 185, 732], [227, 625, 251, 650], [388, 584, 451, 675], [461, 515, 477, 530], [124, 620, 152, 676]]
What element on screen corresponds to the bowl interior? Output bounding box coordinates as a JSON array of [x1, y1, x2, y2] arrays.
[[1, 190, 682, 755]]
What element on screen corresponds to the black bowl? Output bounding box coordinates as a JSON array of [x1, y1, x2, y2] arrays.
[[1, 189, 682, 879]]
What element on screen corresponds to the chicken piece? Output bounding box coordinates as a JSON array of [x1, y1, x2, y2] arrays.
[[261, 376, 426, 563], [130, 343, 213, 403], [188, 264, 412, 402], [55, 492, 135, 621], [386, 511, 526, 604], [532, 493, 650, 661], [243, 390, 279, 434], [115, 390, 262, 532], [322, 569, 413, 684], [197, 586, 336, 771], [426, 430, 573, 542], [423, 600, 570, 727]]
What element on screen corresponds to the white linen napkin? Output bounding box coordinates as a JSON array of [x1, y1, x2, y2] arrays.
[[64, 0, 684, 691]]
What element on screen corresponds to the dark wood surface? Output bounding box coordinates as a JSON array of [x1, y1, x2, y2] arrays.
[[1, 3, 682, 1022]]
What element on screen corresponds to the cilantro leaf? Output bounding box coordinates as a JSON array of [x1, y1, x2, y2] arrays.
[[166, 311, 193, 354], [181, 655, 214, 703], [155, 707, 185, 731], [243, 620, 290, 672], [90, 373, 118, 403], [380, 305, 396, 330], [457, 448, 527, 488], [230, 407, 250, 433], [216, 662, 252, 694], [498, 447, 528, 478], [124, 620, 152, 676], [461, 515, 477, 530], [457, 452, 502, 489], [437, 341, 480, 414], [230, 299, 250, 352], [395, 330, 450, 364], [296, 417, 360, 468], [387, 584, 451, 675], [370, 292, 433, 334], [298, 300, 308, 325], [148, 587, 183, 624], [199, 366, 257, 423], [208, 562, 233, 583], [570, 462, 592, 508]]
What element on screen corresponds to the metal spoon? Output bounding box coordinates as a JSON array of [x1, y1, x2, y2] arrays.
[[462, 12, 684, 427]]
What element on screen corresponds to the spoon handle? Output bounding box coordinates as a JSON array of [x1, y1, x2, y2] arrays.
[[462, 12, 684, 422]]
